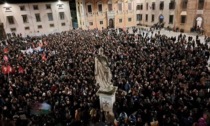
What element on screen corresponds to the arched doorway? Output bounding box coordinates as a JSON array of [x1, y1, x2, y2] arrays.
[[109, 18, 114, 28], [195, 17, 203, 28], [159, 15, 164, 23], [0, 23, 6, 39]]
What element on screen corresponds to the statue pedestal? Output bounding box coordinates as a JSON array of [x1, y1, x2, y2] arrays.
[[96, 86, 117, 115]]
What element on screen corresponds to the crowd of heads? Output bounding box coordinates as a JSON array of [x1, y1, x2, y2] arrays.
[[0, 27, 210, 126]]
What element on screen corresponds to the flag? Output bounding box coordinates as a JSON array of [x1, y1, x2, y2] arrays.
[[42, 53, 47, 61], [18, 66, 24, 74], [1, 65, 13, 74], [39, 102, 51, 114], [31, 102, 51, 115], [2, 66, 8, 74], [7, 65, 13, 74], [34, 47, 42, 52], [3, 48, 9, 54], [3, 55, 9, 62]]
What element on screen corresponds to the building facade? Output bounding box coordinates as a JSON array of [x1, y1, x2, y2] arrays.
[[0, 1, 72, 37], [136, 0, 176, 28], [76, 0, 177, 30], [175, 0, 210, 35]]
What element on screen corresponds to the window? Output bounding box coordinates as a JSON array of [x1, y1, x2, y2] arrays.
[[160, 2, 164, 10], [59, 12, 65, 20], [100, 21, 103, 25], [58, 4, 63, 8], [181, 15, 186, 23], [87, 5, 92, 13], [22, 15, 28, 23], [98, 4, 102, 12], [89, 22, 93, 25], [7, 16, 14, 24], [10, 28, 16, 32], [146, 3, 148, 10], [169, 15, 174, 24], [140, 4, 143, 10], [81, 6, 83, 13], [35, 14, 41, 22], [25, 27, 30, 30], [50, 24, 54, 27], [146, 14, 148, 22], [182, 0, 188, 10], [136, 14, 142, 21], [119, 19, 122, 23], [136, 5, 141, 10], [5, 8, 10, 11], [20, 6, 25, 11], [128, 3, 132, 10], [47, 13, 53, 21], [128, 18, 132, 22], [152, 2, 155, 10], [169, 0, 175, 10], [61, 23, 65, 26], [78, 6, 81, 14], [38, 25, 42, 29], [198, 0, 205, 10], [33, 5, 38, 10], [46, 4, 51, 9], [108, 4, 112, 11], [151, 15, 154, 22], [118, 3, 122, 11]]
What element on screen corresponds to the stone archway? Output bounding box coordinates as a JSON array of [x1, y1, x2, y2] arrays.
[[159, 14, 164, 23], [109, 18, 114, 28]]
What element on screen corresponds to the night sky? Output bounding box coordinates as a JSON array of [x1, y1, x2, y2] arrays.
[[0, 0, 69, 4]]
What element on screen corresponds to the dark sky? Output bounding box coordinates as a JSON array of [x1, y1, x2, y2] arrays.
[[0, 0, 69, 4]]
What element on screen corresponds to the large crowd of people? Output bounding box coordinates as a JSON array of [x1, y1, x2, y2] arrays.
[[0, 27, 210, 126]]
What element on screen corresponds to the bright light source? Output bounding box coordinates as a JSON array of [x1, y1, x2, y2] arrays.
[[4, 2, 9, 7], [58, 0, 61, 4]]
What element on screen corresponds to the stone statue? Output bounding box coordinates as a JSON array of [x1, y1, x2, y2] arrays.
[[95, 47, 113, 92]]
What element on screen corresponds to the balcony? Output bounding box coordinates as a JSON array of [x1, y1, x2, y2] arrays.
[[97, 12, 105, 16], [86, 12, 93, 17], [197, 10, 203, 15], [107, 11, 115, 18], [127, 10, 133, 14], [116, 10, 123, 14]]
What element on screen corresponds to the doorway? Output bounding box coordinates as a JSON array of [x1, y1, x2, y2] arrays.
[[159, 15, 164, 23], [195, 17, 203, 28], [109, 18, 114, 28]]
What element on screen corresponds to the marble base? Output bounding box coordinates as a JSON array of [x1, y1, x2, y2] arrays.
[[96, 86, 117, 115]]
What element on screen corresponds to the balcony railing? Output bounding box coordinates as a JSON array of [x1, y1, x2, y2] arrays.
[[127, 10, 133, 13], [97, 12, 105, 16], [116, 10, 123, 14], [107, 10, 115, 17], [86, 12, 93, 17]]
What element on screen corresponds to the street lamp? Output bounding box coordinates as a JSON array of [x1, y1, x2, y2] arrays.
[[4, 2, 9, 7], [58, 0, 61, 4]]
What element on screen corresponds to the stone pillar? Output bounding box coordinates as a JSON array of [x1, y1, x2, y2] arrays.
[[96, 86, 117, 115]]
